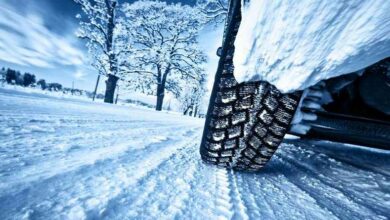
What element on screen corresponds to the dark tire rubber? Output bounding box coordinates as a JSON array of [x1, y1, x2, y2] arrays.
[[200, 72, 301, 171], [199, 0, 301, 171]]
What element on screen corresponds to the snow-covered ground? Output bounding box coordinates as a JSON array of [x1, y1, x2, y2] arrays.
[[0, 84, 182, 112], [0, 88, 389, 220], [234, 0, 390, 92]]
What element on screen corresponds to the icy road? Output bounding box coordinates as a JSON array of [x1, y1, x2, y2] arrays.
[[0, 88, 389, 220]]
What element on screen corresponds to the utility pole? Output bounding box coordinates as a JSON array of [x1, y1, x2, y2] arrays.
[[71, 81, 74, 95], [92, 74, 100, 101]]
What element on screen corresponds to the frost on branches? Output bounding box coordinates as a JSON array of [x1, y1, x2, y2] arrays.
[[196, 0, 228, 25], [122, 1, 207, 111], [178, 76, 207, 117], [74, 0, 130, 103]]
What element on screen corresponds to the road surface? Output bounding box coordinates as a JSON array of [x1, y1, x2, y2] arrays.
[[0, 88, 389, 220]]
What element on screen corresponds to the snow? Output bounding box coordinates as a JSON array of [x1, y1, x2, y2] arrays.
[[1, 84, 183, 112], [1, 88, 389, 219], [0, 84, 96, 102], [233, 0, 390, 92], [122, 91, 182, 111]]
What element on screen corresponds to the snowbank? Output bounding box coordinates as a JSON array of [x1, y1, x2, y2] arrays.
[[233, 0, 390, 92], [0, 84, 97, 102], [122, 91, 181, 111]]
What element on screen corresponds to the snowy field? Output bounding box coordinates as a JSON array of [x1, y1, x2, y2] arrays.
[[0, 88, 389, 220]]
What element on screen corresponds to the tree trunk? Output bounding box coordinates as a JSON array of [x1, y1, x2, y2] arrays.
[[183, 106, 190, 115], [194, 105, 198, 117], [92, 74, 101, 101], [104, 74, 119, 103], [156, 83, 164, 111], [103, 0, 118, 104], [155, 65, 170, 111]]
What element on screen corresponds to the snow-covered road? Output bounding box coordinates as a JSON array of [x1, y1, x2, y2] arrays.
[[0, 88, 389, 220]]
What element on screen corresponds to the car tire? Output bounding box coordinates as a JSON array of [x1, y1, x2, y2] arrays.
[[200, 67, 301, 171], [199, 0, 301, 171]]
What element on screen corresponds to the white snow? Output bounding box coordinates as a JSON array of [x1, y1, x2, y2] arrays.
[[0, 88, 389, 219], [234, 0, 390, 92]]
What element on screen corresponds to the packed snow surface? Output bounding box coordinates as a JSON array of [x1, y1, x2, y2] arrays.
[[234, 0, 390, 92], [0, 88, 389, 219]]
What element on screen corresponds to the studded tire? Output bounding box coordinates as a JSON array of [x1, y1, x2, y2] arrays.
[[199, 0, 301, 171], [200, 74, 301, 171]]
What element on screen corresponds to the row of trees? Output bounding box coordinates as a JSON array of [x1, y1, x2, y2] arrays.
[[1, 67, 37, 87], [0, 67, 62, 91], [0, 67, 91, 95], [74, 0, 228, 113]]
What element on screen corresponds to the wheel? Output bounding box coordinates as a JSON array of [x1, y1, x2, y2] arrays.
[[199, 0, 301, 171], [200, 74, 301, 171]]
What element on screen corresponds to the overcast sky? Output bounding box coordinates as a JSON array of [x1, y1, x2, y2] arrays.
[[0, 0, 221, 92]]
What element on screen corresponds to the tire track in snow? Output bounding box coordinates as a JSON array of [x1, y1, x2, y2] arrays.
[[227, 170, 249, 220], [234, 172, 274, 219], [177, 164, 248, 220], [176, 163, 221, 219], [1, 120, 200, 170], [0, 117, 164, 157], [277, 144, 390, 218], [236, 162, 337, 220], [0, 124, 195, 195], [97, 133, 202, 219], [0, 121, 174, 166], [0, 129, 201, 220], [200, 167, 250, 220], [1, 119, 181, 148], [258, 165, 338, 219], [242, 172, 306, 219], [214, 168, 235, 219], [298, 142, 390, 178], [0, 119, 150, 141], [318, 153, 390, 178], [273, 152, 385, 219]]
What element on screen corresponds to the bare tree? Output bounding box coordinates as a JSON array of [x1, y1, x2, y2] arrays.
[[122, 1, 207, 111], [179, 76, 207, 117], [196, 0, 229, 25], [75, 0, 129, 103]]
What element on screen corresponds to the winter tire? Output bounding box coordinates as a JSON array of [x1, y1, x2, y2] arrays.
[[199, 0, 301, 171]]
